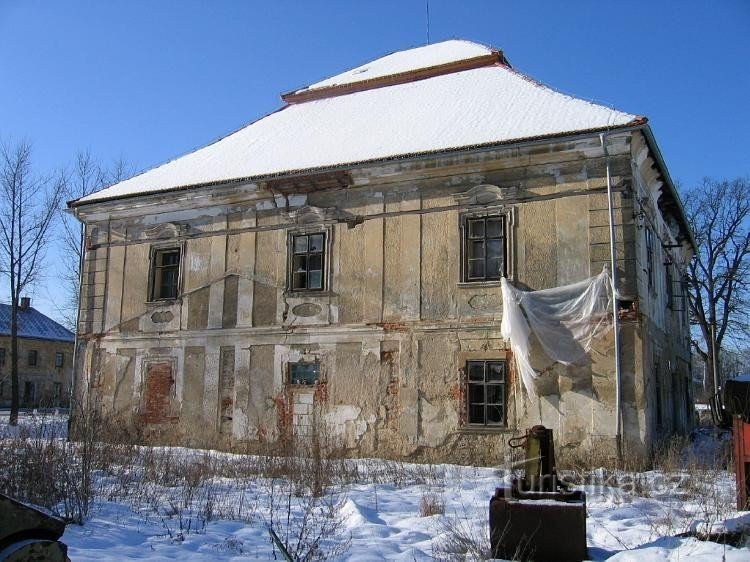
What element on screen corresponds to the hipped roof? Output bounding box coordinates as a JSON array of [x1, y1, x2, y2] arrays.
[[0, 305, 74, 343], [73, 39, 643, 206]]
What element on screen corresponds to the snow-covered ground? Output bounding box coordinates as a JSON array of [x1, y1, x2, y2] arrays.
[[2, 413, 748, 560]]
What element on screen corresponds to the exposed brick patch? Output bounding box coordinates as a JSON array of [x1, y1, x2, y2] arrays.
[[369, 322, 409, 332], [273, 391, 293, 438], [455, 367, 468, 426], [313, 379, 328, 403], [383, 353, 399, 425], [218, 346, 235, 435], [142, 362, 175, 425]]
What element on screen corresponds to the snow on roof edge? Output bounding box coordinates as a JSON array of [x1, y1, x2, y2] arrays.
[[70, 103, 295, 208], [69, 121, 644, 209]]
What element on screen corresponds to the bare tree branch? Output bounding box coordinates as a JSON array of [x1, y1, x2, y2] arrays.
[[684, 177, 750, 397], [0, 139, 65, 425]]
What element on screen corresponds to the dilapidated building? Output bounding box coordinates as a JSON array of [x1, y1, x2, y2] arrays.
[[0, 298, 74, 409], [69, 40, 694, 462]]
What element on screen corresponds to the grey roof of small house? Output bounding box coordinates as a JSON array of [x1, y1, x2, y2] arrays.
[[0, 304, 75, 343]]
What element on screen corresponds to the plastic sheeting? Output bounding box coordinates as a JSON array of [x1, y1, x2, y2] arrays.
[[500, 269, 614, 397]]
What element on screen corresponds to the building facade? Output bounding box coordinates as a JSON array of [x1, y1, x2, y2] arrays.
[[0, 299, 74, 409], [69, 41, 694, 462]]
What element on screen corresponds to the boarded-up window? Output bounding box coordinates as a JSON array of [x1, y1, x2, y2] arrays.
[[142, 361, 174, 425]]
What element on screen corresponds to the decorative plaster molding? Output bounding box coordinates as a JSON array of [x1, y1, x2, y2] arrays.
[[453, 184, 517, 206], [144, 222, 189, 239], [283, 205, 337, 225]]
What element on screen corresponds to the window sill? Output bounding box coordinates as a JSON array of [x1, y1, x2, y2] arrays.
[[284, 290, 336, 298], [458, 425, 513, 435], [145, 298, 181, 306], [456, 281, 503, 289]]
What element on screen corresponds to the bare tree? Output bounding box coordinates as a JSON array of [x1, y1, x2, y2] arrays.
[[0, 140, 65, 424], [59, 151, 130, 329], [684, 177, 750, 401]]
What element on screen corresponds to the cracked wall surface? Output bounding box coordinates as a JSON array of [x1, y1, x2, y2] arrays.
[[72, 132, 694, 463]]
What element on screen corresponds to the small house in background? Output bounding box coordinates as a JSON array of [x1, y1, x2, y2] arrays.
[[68, 40, 694, 462], [0, 298, 75, 409]]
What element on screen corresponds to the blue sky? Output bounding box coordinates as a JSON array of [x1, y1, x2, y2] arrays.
[[0, 0, 748, 322]]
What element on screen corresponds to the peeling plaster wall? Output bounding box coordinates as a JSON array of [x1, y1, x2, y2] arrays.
[[73, 133, 692, 463]]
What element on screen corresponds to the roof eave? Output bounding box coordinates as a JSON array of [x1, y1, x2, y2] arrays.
[[69, 121, 644, 211], [636, 124, 697, 251]]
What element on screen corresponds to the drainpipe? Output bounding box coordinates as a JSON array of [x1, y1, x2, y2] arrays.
[[600, 133, 624, 465], [68, 210, 86, 433]]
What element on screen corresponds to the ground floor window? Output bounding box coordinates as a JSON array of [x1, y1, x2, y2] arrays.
[[467, 360, 506, 426], [289, 362, 320, 385], [23, 381, 36, 405]]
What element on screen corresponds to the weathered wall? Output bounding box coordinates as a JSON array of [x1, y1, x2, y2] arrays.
[[71, 132, 691, 463], [0, 337, 73, 409]]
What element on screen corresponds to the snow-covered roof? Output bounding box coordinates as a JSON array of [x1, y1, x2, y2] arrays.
[[74, 39, 641, 206], [0, 305, 74, 343]]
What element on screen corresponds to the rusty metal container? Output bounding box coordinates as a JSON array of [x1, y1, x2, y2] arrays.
[[489, 487, 587, 561], [725, 377, 750, 510], [489, 426, 587, 561]]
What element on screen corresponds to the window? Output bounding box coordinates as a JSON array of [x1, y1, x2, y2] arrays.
[[462, 215, 506, 282], [645, 227, 654, 289], [289, 233, 326, 291], [0, 381, 4, 397], [23, 381, 35, 404], [665, 264, 674, 310], [466, 360, 506, 426], [0, 348, 5, 366], [28, 350, 38, 366], [289, 362, 320, 385], [150, 247, 181, 301], [53, 382, 62, 406], [55, 352, 64, 368]]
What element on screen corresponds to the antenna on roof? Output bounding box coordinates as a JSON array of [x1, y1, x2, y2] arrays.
[[426, 0, 430, 44]]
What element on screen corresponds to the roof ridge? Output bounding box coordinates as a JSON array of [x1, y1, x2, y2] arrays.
[[282, 50, 509, 104]]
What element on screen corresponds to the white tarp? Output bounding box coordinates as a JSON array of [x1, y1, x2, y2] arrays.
[[500, 269, 614, 397]]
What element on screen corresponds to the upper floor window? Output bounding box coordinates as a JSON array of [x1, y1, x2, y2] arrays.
[[150, 247, 181, 301], [55, 352, 65, 368], [462, 215, 506, 282], [466, 360, 506, 426], [665, 263, 674, 310], [28, 349, 38, 366], [289, 232, 326, 291], [645, 227, 655, 289], [0, 348, 5, 366]]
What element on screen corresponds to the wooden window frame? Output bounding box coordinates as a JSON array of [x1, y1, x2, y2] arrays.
[[55, 351, 64, 368], [287, 231, 328, 293], [148, 245, 183, 302], [645, 227, 655, 289], [460, 212, 509, 283], [466, 359, 507, 427], [28, 349, 38, 367]]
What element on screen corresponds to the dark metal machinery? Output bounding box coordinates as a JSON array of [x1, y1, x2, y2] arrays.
[[0, 493, 69, 561], [489, 425, 587, 561]]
